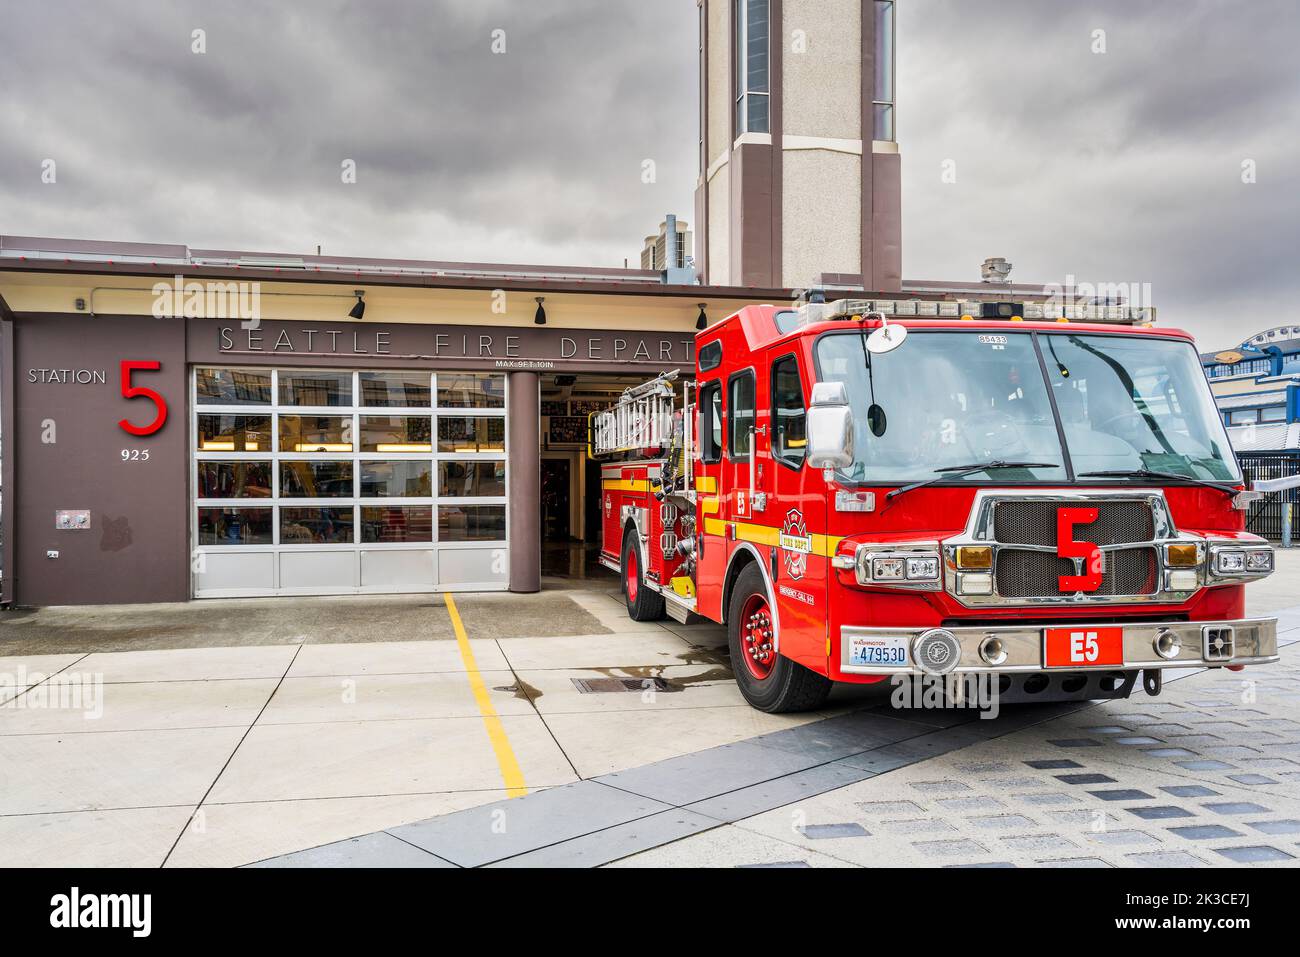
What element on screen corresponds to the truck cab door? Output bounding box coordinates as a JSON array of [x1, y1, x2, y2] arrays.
[[724, 369, 758, 535], [764, 349, 828, 672], [694, 378, 727, 621]]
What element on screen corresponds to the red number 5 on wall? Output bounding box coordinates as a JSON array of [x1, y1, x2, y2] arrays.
[[118, 360, 168, 436]]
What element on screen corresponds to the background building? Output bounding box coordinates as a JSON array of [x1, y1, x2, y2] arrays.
[[640, 216, 694, 275], [1202, 326, 1300, 540], [1202, 326, 1300, 455], [694, 0, 902, 291]]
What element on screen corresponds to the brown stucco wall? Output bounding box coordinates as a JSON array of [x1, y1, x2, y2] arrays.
[[13, 314, 189, 605]]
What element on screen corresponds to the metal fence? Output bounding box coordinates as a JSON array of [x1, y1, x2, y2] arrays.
[[1239, 453, 1300, 541]]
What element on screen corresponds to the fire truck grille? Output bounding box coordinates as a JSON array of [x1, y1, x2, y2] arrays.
[[993, 500, 1155, 548], [995, 547, 1158, 599]]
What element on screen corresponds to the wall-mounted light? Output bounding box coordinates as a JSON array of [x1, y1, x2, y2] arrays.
[[348, 290, 366, 319], [534, 296, 547, 325], [695, 302, 708, 331]]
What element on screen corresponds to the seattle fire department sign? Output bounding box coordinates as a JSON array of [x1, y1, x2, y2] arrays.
[[204, 319, 698, 369], [779, 509, 812, 580]]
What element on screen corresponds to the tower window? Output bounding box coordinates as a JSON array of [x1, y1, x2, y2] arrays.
[[734, 0, 770, 137], [873, 0, 896, 141]]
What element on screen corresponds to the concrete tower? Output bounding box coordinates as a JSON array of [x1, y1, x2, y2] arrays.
[[694, 0, 902, 292]]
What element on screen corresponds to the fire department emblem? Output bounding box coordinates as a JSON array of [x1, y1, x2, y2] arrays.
[[779, 509, 812, 580], [604, 494, 612, 517]]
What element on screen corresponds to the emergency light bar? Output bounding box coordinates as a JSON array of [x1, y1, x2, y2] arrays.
[[795, 298, 1155, 327]]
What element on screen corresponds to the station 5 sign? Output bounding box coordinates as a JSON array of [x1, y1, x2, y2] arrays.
[[117, 361, 168, 436]]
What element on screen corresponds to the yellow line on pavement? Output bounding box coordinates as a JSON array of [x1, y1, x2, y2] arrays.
[[444, 593, 528, 798]]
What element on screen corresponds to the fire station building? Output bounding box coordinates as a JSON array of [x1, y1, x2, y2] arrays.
[[0, 243, 760, 605], [0, 237, 1056, 606]]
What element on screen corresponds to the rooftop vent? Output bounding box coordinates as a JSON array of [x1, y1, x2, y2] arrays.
[[980, 257, 1012, 283]]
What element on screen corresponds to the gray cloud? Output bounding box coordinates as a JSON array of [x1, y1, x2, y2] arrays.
[[899, 0, 1300, 346], [2, 0, 1296, 347]]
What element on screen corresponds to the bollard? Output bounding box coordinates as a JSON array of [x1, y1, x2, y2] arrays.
[[1283, 502, 1293, 549]]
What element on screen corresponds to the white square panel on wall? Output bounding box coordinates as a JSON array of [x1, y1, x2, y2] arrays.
[[279, 551, 358, 590], [361, 549, 435, 589], [437, 547, 508, 587], [196, 551, 275, 592]]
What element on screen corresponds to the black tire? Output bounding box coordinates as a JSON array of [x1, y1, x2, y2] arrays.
[[727, 563, 832, 713], [622, 530, 665, 621]]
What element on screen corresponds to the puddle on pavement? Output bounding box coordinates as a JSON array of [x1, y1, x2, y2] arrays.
[[491, 650, 733, 702], [591, 663, 734, 688], [492, 678, 544, 701]]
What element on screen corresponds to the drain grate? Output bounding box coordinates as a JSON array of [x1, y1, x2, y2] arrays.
[[571, 677, 680, 694]]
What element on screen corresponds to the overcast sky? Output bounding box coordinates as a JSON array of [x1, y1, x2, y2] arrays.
[[2, 0, 1296, 347]]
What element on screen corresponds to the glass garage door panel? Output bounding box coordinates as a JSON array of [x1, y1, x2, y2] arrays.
[[191, 368, 508, 597]]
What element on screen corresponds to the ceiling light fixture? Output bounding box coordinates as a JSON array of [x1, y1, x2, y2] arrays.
[[348, 290, 366, 319], [696, 303, 708, 331], [534, 296, 547, 325]]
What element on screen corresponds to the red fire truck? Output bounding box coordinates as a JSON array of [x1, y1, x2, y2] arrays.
[[593, 298, 1284, 713]]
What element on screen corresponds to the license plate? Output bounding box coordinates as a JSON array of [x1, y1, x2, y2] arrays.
[[848, 634, 909, 668], [1043, 627, 1124, 668]]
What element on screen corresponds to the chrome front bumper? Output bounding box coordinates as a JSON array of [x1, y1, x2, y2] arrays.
[[839, 617, 1279, 677]]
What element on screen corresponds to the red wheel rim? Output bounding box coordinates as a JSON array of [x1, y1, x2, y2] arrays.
[[625, 549, 639, 603], [739, 593, 775, 680]]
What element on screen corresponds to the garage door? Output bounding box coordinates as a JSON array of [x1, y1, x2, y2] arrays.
[[191, 367, 509, 597]]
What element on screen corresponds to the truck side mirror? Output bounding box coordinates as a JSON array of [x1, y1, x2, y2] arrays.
[[806, 381, 854, 470]]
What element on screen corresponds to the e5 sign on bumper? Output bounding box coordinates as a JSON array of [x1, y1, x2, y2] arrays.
[[1044, 627, 1123, 668]]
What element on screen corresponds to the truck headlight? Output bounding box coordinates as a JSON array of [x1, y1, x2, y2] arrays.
[[1213, 549, 1245, 574], [1246, 549, 1274, 572], [1209, 544, 1274, 579], [906, 557, 939, 581], [854, 546, 942, 588], [872, 557, 906, 580]]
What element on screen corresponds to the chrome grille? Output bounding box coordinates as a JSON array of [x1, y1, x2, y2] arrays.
[[993, 500, 1154, 548], [996, 547, 1158, 599]]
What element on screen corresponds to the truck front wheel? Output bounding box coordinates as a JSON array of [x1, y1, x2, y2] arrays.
[[622, 531, 665, 621], [727, 564, 831, 713]]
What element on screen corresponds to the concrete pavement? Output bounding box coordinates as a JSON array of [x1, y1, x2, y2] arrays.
[[2, 552, 1297, 868], [1, 585, 833, 867]]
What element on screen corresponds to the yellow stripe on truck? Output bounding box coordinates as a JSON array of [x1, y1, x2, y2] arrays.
[[704, 519, 843, 558], [601, 479, 650, 493]]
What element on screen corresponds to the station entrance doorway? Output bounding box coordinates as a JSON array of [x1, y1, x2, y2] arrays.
[[537, 372, 649, 581]]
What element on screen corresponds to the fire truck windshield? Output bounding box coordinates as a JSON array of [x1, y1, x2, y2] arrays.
[[814, 330, 1240, 486]]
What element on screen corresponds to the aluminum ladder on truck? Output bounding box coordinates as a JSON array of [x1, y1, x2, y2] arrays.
[[591, 370, 684, 457]]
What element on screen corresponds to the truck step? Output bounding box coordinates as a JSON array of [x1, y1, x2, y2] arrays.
[[663, 593, 697, 624]]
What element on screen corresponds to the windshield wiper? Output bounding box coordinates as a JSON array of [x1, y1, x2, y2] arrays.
[[886, 461, 1061, 502], [1078, 469, 1240, 496]]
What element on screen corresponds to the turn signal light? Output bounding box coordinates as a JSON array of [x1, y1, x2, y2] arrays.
[[956, 546, 992, 569], [1165, 543, 1199, 568]]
